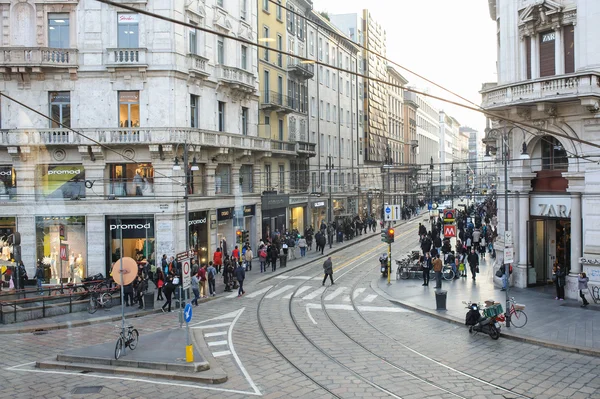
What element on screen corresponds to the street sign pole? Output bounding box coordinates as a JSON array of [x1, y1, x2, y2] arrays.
[[184, 303, 193, 362], [387, 242, 391, 285]]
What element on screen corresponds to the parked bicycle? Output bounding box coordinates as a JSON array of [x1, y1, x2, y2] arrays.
[[88, 290, 113, 314], [115, 325, 139, 360], [495, 297, 527, 328]]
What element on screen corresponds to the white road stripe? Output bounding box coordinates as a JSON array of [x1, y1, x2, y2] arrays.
[[245, 286, 273, 298], [363, 294, 378, 303], [305, 303, 411, 313], [301, 286, 325, 300], [284, 286, 312, 299], [353, 288, 366, 299], [276, 275, 312, 280], [213, 350, 232, 357], [265, 285, 295, 298], [226, 292, 239, 298], [192, 322, 231, 329], [204, 331, 227, 337], [274, 276, 290, 279], [357, 306, 411, 313], [342, 295, 351, 302], [324, 287, 348, 301], [207, 340, 228, 347]]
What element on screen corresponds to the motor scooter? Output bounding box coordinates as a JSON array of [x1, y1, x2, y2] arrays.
[[379, 254, 389, 277], [464, 301, 502, 340]]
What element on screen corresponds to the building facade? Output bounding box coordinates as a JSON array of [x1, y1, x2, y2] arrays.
[[0, 0, 268, 278], [481, 0, 598, 299], [413, 90, 441, 198]]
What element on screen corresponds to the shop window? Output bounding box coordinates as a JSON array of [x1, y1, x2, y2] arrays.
[[48, 13, 69, 48], [279, 164, 285, 192], [215, 164, 231, 194], [190, 95, 199, 128], [109, 163, 154, 197], [564, 25, 574, 74], [265, 164, 272, 189], [118, 91, 140, 127], [0, 167, 16, 199], [241, 45, 248, 70], [242, 107, 249, 135], [217, 36, 225, 64], [189, 163, 205, 195], [0, 217, 17, 263], [188, 211, 209, 263], [189, 22, 198, 54], [541, 136, 568, 170], [49, 91, 71, 128], [117, 13, 139, 48], [38, 165, 85, 199], [539, 30, 556, 77], [106, 216, 155, 275], [36, 216, 87, 283], [239, 164, 253, 193], [218, 101, 225, 132]]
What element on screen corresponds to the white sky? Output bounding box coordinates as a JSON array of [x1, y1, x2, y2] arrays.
[[312, 0, 497, 132]]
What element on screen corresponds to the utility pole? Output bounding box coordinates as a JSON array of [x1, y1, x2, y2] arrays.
[[451, 163, 454, 208], [326, 155, 334, 248]]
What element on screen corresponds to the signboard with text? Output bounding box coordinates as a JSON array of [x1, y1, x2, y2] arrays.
[[443, 225, 456, 237]]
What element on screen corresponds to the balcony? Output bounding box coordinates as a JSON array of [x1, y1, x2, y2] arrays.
[[270, 140, 297, 155], [188, 53, 210, 79], [481, 72, 600, 110], [296, 141, 316, 157], [0, 47, 78, 74], [260, 91, 294, 114], [216, 65, 256, 94], [287, 59, 314, 80], [106, 48, 148, 68]]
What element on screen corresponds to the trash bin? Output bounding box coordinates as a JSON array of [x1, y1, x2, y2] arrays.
[[435, 290, 447, 310], [280, 254, 287, 267], [144, 292, 154, 310]]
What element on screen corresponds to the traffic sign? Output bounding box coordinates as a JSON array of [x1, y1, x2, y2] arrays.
[[443, 225, 456, 238], [428, 203, 432, 210], [384, 204, 402, 221], [504, 247, 514, 264], [182, 258, 191, 289], [60, 244, 68, 261], [184, 303, 193, 323], [444, 209, 455, 221], [504, 231, 513, 246]]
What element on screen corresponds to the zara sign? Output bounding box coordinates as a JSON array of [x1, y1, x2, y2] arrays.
[[530, 196, 571, 219]]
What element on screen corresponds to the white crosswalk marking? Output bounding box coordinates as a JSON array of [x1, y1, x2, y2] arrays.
[[274, 276, 290, 279], [207, 340, 228, 347], [245, 286, 273, 298], [353, 288, 366, 299], [226, 292, 239, 299], [276, 275, 312, 280], [302, 286, 326, 300], [265, 285, 295, 298], [363, 294, 377, 303], [342, 295, 351, 302], [204, 331, 227, 338], [325, 287, 348, 301], [283, 286, 313, 299], [213, 350, 232, 357]]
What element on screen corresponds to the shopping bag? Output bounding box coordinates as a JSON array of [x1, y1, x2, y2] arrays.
[[458, 263, 465, 272]]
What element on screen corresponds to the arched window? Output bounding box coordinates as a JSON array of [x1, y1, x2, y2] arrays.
[[541, 136, 568, 170]]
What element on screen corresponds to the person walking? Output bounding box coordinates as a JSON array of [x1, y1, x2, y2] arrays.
[[191, 271, 200, 306], [422, 252, 432, 286], [555, 264, 566, 300], [34, 262, 44, 295], [298, 236, 307, 257], [270, 245, 278, 272], [199, 264, 208, 298], [161, 275, 174, 312], [244, 246, 253, 271], [235, 262, 246, 297], [467, 248, 479, 280], [155, 269, 165, 300], [161, 254, 168, 276], [432, 254, 443, 289], [579, 272, 590, 307], [207, 262, 217, 297], [213, 248, 223, 274], [258, 245, 268, 273], [322, 257, 334, 286]]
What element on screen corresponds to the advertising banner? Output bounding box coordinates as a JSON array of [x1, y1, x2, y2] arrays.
[[40, 165, 85, 198], [0, 166, 16, 197]]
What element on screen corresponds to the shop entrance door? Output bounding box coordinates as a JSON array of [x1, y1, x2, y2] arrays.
[[529, 218, 571, 285], [531, 219, 549, 285]]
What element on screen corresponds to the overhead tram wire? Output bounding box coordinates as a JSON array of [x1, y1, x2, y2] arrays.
[[95, 0, 600, 154]]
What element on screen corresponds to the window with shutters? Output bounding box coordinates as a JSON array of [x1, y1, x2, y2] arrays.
[[539, 30, 556, 77], [564, 25, 574, 74]]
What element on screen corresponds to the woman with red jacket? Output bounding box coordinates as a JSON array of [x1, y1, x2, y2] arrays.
[[213, 248, 223, 274]]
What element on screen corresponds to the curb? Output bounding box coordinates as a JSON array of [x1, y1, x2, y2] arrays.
[[370, 278, 600, 358]]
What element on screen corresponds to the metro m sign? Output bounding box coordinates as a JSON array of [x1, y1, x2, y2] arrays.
[[443, 225, 456, 238], [60, 244, 69, 261]]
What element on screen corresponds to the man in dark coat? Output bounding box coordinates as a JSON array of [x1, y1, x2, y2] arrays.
[[234, 263, 246, 297], [322, 257, 334, 286], [467, 248, 479, 280]]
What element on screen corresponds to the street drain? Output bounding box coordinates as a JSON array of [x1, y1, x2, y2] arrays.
[[72, 386, 103, 394], [32, 330, 48, 335]]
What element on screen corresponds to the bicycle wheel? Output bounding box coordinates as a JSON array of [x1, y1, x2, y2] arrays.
[[395, 267, 401, 280], [399, 267, 409, 280], [101, 293, 113, 310], [510, 310, 527, 328], [115, 337, 123, 360], [128, 329, 139, 350], [87, 296, 98, 314], [442, 266, 454, 280]]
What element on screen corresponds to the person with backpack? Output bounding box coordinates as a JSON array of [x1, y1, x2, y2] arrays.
[[161, 254, 168, 276], [191, 271, 200, 306], [161, 275, 175, 312], [155, 269, 165, 300], [288, 236, 296, 260], [34, 262, 44, 294], [258, 245, 268, 273], [500, 263, 513, 291], [298, 236, 307, 257], [207, 262, 217, 296]]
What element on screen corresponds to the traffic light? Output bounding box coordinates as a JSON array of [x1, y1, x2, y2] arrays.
[[236, 229, 243, 244], [387, 228, 395, 243], [243, 230, 250, 244], [381, 230, 388, 243]]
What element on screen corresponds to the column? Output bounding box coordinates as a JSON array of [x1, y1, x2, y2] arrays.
[[516, 192, 529, 288], [205, 164, 216, 197], [520, 36, 528, 80], [554, 26, 564, 75], [231, 162, 242, 197], [570, 193, 582, 275], [531, 34, 540, 79], [86, 215, 105, 276]]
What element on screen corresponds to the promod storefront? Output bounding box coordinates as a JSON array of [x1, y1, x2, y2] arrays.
[[105, 215, 156, 276]]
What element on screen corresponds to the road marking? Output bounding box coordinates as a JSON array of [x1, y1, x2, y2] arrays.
[[191, 322, 231, 329], [245, 285, 273, 298], [274, 276, 290, 279], [302, 286, 325, 300], [342, 295, 351, 302], [226, 292, 239, 298], [204, 331, 227, 337], [306, 305, 317, 325], [305, 303, 411, 313], [363, 294, 378, 303], [213, 350, 232, 357], [275, 275, 312, 280], [207, 340, 228, 347], [353, 288, 366, 299], [265, 285, 295, 298], [357, 306, 411, 313], [324, 287, 347, 301], [284, 286, 312, 299]]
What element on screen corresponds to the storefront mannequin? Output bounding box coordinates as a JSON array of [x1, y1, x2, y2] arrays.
[[50, 248, 59, 279]]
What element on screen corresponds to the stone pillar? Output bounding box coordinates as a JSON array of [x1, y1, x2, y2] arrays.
[[531, 34, 540, 79], [520, 36, 528, 80], [253, 164, 263, 194], [516, 192, 530, 288], [570, 193, 582, 275], [205, 164, 217, 197], [19, 216, 36, 277], [231, 162, 242, 197], [86, 215, 106, 276], [83, 164, 105, 198], [554, 26, 564, 75]]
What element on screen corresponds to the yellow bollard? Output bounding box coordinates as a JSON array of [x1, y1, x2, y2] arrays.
[[186, 345, 194, 362]]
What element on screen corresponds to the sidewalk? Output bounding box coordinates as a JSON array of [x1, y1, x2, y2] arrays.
[[0, 214, 425, 334], [375, 253, 600, 356]]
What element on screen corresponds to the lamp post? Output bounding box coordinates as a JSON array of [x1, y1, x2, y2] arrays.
[[483, 126, 529, 328]]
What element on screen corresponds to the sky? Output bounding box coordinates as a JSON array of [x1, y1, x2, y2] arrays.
[[312, 0, 497, 132]]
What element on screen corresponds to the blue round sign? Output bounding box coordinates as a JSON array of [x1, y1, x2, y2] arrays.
[[184, 303, 193, 323], [385, 207, 391, 214]]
